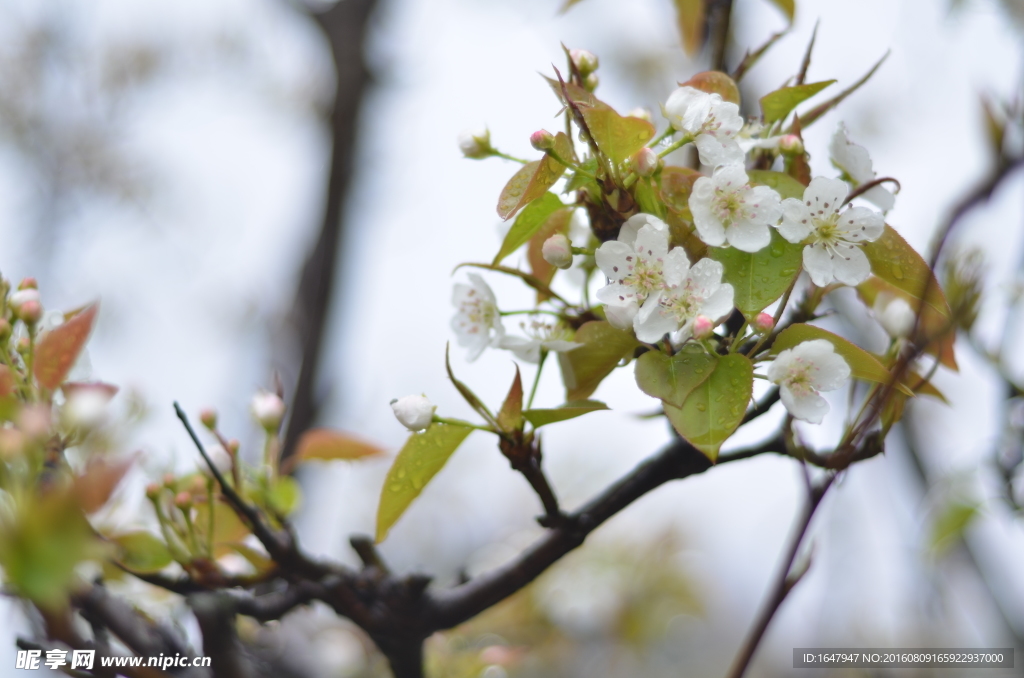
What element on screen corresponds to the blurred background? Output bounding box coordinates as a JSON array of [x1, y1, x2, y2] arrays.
[[0, 0, 1022, 675]]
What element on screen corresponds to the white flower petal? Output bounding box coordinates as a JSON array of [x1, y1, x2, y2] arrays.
[[840, 206, 885, 242], [664, 86, 712, 133], [543, 339, 584, 353], [662, 247, 692, 286], [701, 283, 735, 321], [803, 176, 848, 217], [634, 303, 679, 343], [780, 386, 830, 424], [778, 198, 814, 243], [830, 242, 872, 285], [595, 241, 634, 281], [604, 301, 639, 330], [633, 223, 670, 259], [688, 257, 725, 293], [829, 122, 874, 184], [802, 244, 835, 287], [809, 351, 852, 392], [726, 219, 771, 253], [694, 133, 743, 167], [689, 177, 726, 247], [861, 184, 895, 212], [618, 213, 666, 245]]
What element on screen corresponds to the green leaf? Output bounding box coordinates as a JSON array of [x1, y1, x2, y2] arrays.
[[862, 226, 951, 321], [579, 104, 655, 163], [930, 501, 979, 553], [679, 71, 740, 105], [493, 192, 565, 265], [527, 207, 574, 303], [497, 151, 567, 220], [113, 531, 172, 574], [446, 344, 498, 427], [766, 0, 795, 22], [375, 423, 473, 543], [747, 169, 807, 200], [267, 476, 302, 516], [194, 499, 251, 558], [760, 80, 835, 124], [673, 0, 705, 56], [558, 321, 638, 401], [712, 229, 802, 315], [665, 354, 753, 461], [497, 366, 524, 433], [523, 400, 609, 427], [634, 346, 716, 408], [770, 323, 913, 395]]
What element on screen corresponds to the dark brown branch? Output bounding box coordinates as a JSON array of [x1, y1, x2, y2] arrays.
[[842, 176, 901, 205], [72, 584, 191, 660], [190, 592, 254, 678], [725, 474, 835, 678], [707, 0, 735, 73]]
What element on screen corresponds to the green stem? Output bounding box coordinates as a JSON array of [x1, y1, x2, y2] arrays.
[[570, 246, 594, 256], [657, 134, 693, 159], [729, 321, 750, 352], [432, 416, 495, 433], [500, 309, 564, 318], [547, 150, 595, 178], [649, 126, 676, 148], [492, 151, 529, 164], [527, 350, 548, 410]]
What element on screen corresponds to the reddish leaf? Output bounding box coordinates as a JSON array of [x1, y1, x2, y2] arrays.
[[74, 455, 135, 514], [34, 303, 98, 390], [283, 429, 385, 473], [679, 71, 740, 104], [0, 366, 15, 398]]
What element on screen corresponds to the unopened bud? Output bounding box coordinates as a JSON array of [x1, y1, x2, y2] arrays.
[[693, 315, 715, 340], [542, 234, 574, 270], [16, 337, 30, 354], [458, 128, 492, 159], [145, 482, 161, 500], [163, 473, 176, 487], [874, 294, 915, 339], [391, 394, 435, 432], [227, 439, 241, 456], [251, 390, 286, 430], [752, 312, 774, 333], [530, 129, 555, 151], [199, 408, 218, 431], [174, 491, 192, 510], [17, 278, 37, 291], [583, 73, 599, 91], [632, 147, 659, 177], [569, 49, 599, 77], [0, 319, 11, 341], [190, 476, 207, 494], [627, 107, 652, 122], [8, 288, 40, 314], [17, 299, 42, 325], [778, 134, 804, 155]]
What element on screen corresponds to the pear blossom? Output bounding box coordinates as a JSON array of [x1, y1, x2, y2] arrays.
[[829, 122, 895, 212], [767, 339, 851, 424], [498, 319, 582, 363], [689, 165, 783, 253], [391, 395, 436, 432], [458, 128, 492, 159], [874, 293, 915, 339], [451, 273, 505, 361], [542, 234, 573, 269], [251, 391, 286, 430], [777, 177, 884, 286], [594, 213, 671, 330], [663, 86, 744, 167], [633, 255, 734, 344]]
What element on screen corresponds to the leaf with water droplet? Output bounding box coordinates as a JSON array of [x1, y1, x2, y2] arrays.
[[496, 133, 573, 220], [523, 400, 609, 428], [665, 354, 753, 461], [634, 346, 716, 408], [577, 102, 655, 163], [760, 80, 836, 124], [375, 423, 473, 543], [494, 192, 565, 265], [558, 321, 639, 401], [711, 227, 802, 316]]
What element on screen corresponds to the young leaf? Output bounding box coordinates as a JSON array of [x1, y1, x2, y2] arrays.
[[634, 347, 716, 408], [578, 104, 655, 163], [73, 456, 134, 514], [558, 321, 638, 401], [193, 499, 252, 558], [770, 323, 913, 395], [375, 423, 474, 543], [766, 0, 795, 22], [34, 303, 98, 390], [527, 207, 574, 303], [497, 154, 567, 220], [664, 354, 753, 461], [746, 169, 806, 200], [286, 429, 385, 472], [673, 0, 705, 56], [760, 80, 835, 124], [711, 229, 802, 315], [446, 343, 499, 428], [267, 476, 302, 516], [679, 71, 740, 104], [497, 366, 524, 433], [660, 166, 702, 214], [112, 531, 172, 574], [929, 501, 979, 553], [494, 192, 565, 265], [862, 226, 952, 320], [793, 52, 889, 131], [633, 177, 666, 219], [523, 400, 608, 427]]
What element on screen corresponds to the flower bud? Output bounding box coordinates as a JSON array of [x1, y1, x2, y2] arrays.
[[569, 49, 599, 77], [174, 491, 192, 510], [632, 147, 659, 177], [583, 73, 599, 91], [17, 278, 37, 291], [0, 319, 10, 341], [390, 395, 435, 432], [199, 408, 218, 431], [542, 234, 574, 270], [530, 129, 555, 151], [163, 473, 177, 487], [227, 439, 241, 456], [458, 128, 492, 159], [16, 337, 30, 354], [778, 134, 804, 155], [875, 295, 915, 339], [251, 390, 286, 430], [752, 312, 775, 333], [17, 300, 42, 325], [145, 482, 162, 500], [693, 315, 715, 340], [8, 288, 40, 314]]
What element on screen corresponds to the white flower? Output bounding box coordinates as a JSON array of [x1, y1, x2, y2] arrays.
[[8, 288, 40, 311], [63, 384, 116, 429], [458, 128, 491, 159], [829, 122, 895, 212], [634, 255, 734, 344], [595, 214, 671, 330], [204, 444, 233, 474], [874, 293, 915, 339], [689, 165, 783, 252], [451, 273, 505, 361], [251, 391, 286, 429], [498, 320, 582, 364], [391, 395, 435, 432], [663, 86, 744, 167], [542, 234, 573, 269], [767, 339, 850, 424], [777, 177, 885, 287]]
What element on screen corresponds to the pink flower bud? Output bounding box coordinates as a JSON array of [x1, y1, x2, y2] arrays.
[[693, 315, 715, 340], [8, 288, 40, 313], [227, 439, 241, 455], [199, 408, 218, 431], [753, 312, 775, 333], [0, 319, 10, 340], [541, 234, 573, 269], [530, 129, 555, 151], [632, 147, 659, 177], [778, 134, 804, 155], [569, 49, 599, 77], [174, 491, 192, 510], [145, 482, 161, 500], [17, 277, 37, 291], [251, 390, 286, 430], [17, 299, 42, 325]]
